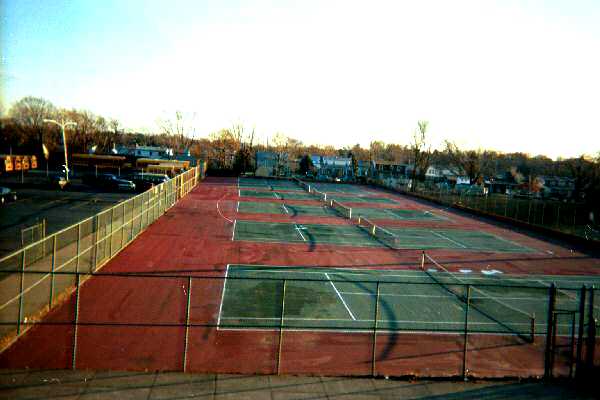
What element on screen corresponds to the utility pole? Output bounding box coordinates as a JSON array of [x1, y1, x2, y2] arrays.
[[43, 119, 77, 181]]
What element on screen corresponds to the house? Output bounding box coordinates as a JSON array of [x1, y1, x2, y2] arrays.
[[370, 161, 412, 179], [310, 156, 352, 179], [255, 151, 292, 177]]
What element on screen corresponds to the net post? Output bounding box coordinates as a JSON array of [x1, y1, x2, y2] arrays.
[[183, 276, 192, 372], [72, 273, 81, 370], [371, 281, 380, 377], [462, 284, 471, 381], [348, 207, 352, 219], [575, 285, 586, 377], [277, 279, 287, 375], [420, 251, 426, 270], [544, 283, 557, 379]]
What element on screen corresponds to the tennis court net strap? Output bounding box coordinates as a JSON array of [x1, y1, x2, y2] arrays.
[[357, 216, 399, 249], [421, 252, 536, 343]]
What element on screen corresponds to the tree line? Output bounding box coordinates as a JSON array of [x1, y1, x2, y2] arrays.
[[1, 96, 599, 203]]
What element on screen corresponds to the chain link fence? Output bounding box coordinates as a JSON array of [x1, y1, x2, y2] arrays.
[[371, 178, 599, 242], [0, 167, 200, 343], [0, 270, 596, 379]]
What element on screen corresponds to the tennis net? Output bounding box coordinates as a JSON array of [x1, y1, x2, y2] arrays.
[[421, 252, 535, 342], [294, 177, 311, 192], [311, 187, 328, 202], [357, 216, 399, 249], [330, 199, 352, 219]]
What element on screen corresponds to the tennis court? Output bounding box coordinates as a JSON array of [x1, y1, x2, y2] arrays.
[[310, 183, 375, 195], [237, 201, 336, 217], [240, 189, 316, 201], [233, 220, 534, 252], [218, 265, 600, 336], [352, 207, 447, 221], [239, 178, 302, 192]]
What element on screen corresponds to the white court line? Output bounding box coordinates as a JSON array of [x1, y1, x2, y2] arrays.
[[282, 204, 289, 214], [238, 189, 241, 197], [273, 192, 280, 200], [216, 264, 231, 329], [219, 316, 549, 326], [339, 291, 547, 301], [236, 201, 240, 213], [325, 272, 357, 321], [227, 264, 600, 288], [430, 230, 467, 248], [232, 219, 237, 241], [294, 224, 307, 241]]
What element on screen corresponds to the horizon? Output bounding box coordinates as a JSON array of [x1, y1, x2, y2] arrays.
[[2, 1, 600, 160]]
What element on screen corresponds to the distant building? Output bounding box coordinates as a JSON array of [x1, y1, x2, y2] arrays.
[[310, 156, 352, 179], [255, 151, 292, 177], [117, 145, 167, 159], [370, 161, 412, 179]]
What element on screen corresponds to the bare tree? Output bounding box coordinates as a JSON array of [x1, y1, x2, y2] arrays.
[[410, 120, 431, 186], [8, 96, 56, 161]]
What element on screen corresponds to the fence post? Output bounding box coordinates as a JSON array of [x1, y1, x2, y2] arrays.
[[371, 281, 380, 377], [504, 197, 508, 217], [120, 204, 125, 249], [183, 276, 192, 372], [108, 208, 114, 258], [544, 283, 557, 379], [541, 202, 546, 226], [76, 222, 81, 274], [16, 251, 26, 335], [277, 279, 287, 375], [555, 205, 561, 229], [585, 287, 595, 370], [575, 285, 586, 377], [49, 235, 57, 306], [72, 273, 81, 370], [462, 284, 471, 380], [527, 199, 532, 224], [93, 215, 99, 273]]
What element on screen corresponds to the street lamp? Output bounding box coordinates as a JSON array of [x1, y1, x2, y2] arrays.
[[43, 119, 77, 181]]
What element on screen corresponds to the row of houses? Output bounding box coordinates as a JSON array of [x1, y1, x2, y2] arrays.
[[255, 151, 576, 200]]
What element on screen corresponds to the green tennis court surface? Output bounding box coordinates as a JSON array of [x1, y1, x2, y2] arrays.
[[310, 183, 375, 195], [218, 265, 600, 335], [233, 220, 534, 252], [353, 208, 447, 221], [238, 201, 336, 217], [238, 201, 445, 221], [238, 178, 303, 192], [240, 189, 316, 200], [327, 195, 397, 204]]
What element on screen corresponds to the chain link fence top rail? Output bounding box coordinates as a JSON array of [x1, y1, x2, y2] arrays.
[[0, 167, 200, 343]]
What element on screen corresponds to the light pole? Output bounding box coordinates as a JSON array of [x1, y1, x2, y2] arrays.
[[43, 119, 77, 181]]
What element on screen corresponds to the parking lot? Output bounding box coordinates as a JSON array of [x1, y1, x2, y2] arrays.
[[0, 175, 135, 257]]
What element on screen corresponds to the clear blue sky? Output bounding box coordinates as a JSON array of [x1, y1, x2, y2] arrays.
[[2, 0, 600, 159]]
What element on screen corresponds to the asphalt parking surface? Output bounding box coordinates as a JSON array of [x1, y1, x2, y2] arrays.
[[0, 177, 134, 257]]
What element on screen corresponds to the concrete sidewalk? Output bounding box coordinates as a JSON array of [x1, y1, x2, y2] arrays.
[[0, 370, 595, 399]]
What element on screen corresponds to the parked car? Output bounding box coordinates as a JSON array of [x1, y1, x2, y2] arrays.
[[127, 173, 169, 192], [83, 174, 136, 192], [0, 187, 17, 204]]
